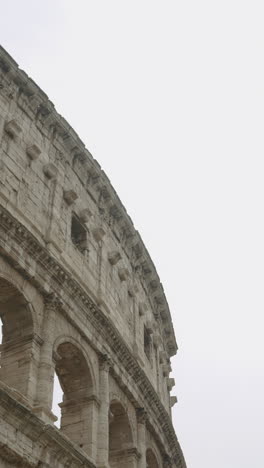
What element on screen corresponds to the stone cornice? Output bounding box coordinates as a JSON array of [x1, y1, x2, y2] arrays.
[[0, 204, 186, 468], [0, 44, 177, 358]]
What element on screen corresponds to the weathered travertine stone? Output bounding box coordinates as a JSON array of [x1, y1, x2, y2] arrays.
[[63, 189, 79, 204], [4, 118, 22, 138], [79, 208, 92, 223], [26, 144, 41, 160], [0, 45, 186, 468], [43, 162, 58, 179], [92, 226, 106, 242], [108, 251, 122, 265], [118, 267, 130, 281]]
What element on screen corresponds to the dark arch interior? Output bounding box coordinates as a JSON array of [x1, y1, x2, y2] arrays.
[[109, 400, 134, 467], [56, 342, 93, 401], [54, 341, 94, 453], [0, 277, 33, 342], [0, 277, 34, 398], [146, 448, 159, 468]]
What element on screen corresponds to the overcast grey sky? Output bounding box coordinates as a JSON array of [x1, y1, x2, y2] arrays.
[[1, 1, 264, 467]]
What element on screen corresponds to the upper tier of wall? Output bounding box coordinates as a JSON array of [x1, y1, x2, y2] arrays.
[[0, 45, 177, 366]]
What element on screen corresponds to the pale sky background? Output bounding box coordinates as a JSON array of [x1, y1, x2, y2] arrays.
[[1, 1, 264, 467]]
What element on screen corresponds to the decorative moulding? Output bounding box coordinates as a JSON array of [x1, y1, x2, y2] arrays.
[[4, 119, 22, 138], [108, 251, 121, 266], [26, 144, 41, 161], [63, 189, 78, 205], [43, 163, 58, 180]]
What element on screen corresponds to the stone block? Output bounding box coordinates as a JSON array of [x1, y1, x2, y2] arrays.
[[26, 144, 41, 161], [108, 251, 121, 265], [118, 268, 129, 282], [152, 332, 162, 348], [138, 302, 147, 317], [43, 163, 58, 180], [170, 395, 177, 407], [4, 119, 22, 138], [63, 189, 78, 204], [145, 320, 153, 334], [159, 350, 167, 363], [92, 226, 106, 242], [167, 378, 175, 391], [79, 208, 92, 223]]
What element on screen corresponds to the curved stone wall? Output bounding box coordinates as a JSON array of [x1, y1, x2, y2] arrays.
[[0, 46, 186, 468]]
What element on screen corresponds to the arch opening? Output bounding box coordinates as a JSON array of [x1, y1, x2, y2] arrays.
[[0, 277, 34, 401], [54, 341, 95, 454], [109, 400, 134, 468], [52, 372, 63, 428]]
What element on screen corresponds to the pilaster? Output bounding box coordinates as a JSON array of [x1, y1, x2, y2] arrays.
[[97, 354, 112, 468], [33, 293, 59, 424]]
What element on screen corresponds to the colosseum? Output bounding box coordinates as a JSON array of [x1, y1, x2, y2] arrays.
[[0, 46, 186, 468]]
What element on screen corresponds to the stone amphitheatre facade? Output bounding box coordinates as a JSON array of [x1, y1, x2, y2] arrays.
[[0, 46, 186, 468]]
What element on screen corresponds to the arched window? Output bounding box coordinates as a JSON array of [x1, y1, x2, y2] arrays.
[[146, 448, 160, 468], [109, 400, 134, 467], [0, 277, 34, 402], [53, 341, 96, 455]]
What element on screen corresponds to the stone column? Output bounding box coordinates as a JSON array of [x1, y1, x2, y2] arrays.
[[136, 408, 147, 468], [33, 294, 59, 424], [97, 354, 111, 468]]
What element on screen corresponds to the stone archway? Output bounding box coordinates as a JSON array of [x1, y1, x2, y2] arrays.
[[0, 277, 36, 402], [109, 400, 135, 467], [54, 341, 97, 455]]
